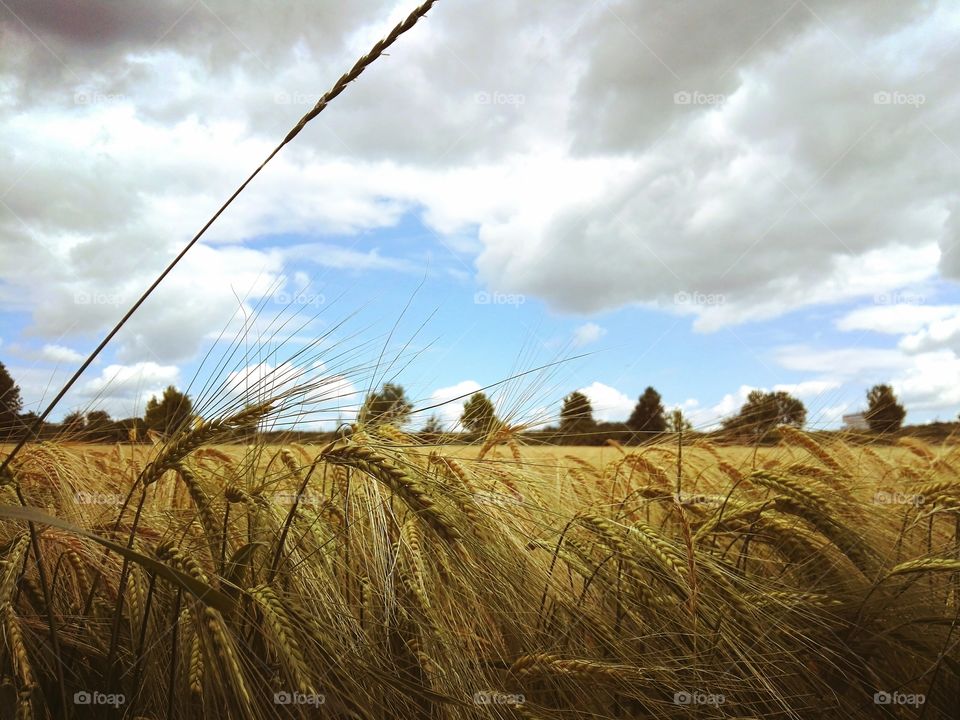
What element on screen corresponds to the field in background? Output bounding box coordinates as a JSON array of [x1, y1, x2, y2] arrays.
[[34, 440, 927, 500], [22, 440, 924, 465], [1, 428, 958, 718]]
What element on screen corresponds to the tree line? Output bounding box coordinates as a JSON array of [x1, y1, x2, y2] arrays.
[[355, 380, 912, 444], [0, 359, 914, 444], [0, 363, 196, 442]]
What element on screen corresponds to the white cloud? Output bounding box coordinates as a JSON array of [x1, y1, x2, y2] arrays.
[[678, 382, 850, 431], [39, 344, 85, 364], [775, 346, 909, 377], [223, 361, 361, 430], [1, 0, 957, 366], [578, 381, 634, 423], [836, 303, 957, 335], [572, 322, 606, 347], [899, 313, 960, 354], [683, 386, 755, 431], [772, 380, 842, 398], [426, 379, 482, 429], [774, 340, 960, 421], [75, 362, 181, 419], [894, 351, 960, 412]]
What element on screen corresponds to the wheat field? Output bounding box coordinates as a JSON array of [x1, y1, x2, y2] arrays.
[[1, 416, 958, 719]]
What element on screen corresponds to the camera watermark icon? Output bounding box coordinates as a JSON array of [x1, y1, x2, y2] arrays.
[[73, 90, 125, 106], [673, 291, 725, 307], [673, 493, 720, 508], [74, 290, 123, 306], [873, 491, 924, 507], [272, 491, 321, 506], [473, 690, 525, 705], [873, 91, 925, 107], [273, 91, 315, 106], [272, 290, 325, 308], [474, 291, 525, 306], [674, 690, 725, 706], [274, 691, 325, 706], [73, 691, 125, 707], [874, 690, 925, 707], [873, 291, 924, 306], [74, 491, 124, 506], [475, 91, 525, 107], [674, 90, 725, 106]]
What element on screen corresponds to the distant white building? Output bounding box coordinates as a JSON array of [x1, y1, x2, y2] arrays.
[[842, 412, 869, 430]]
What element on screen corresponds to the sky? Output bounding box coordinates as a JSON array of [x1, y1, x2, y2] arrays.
[[1, 0, 959, 432]]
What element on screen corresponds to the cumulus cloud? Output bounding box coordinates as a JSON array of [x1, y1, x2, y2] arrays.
[[836, 303, 955, 335], [3, 0, 960, 426], [893, 351, 960, 411], [578, 381, 634, 423], [426, 379, 482, 429], [772, 380, 842, 398], [826, 302, 960, 416], [221, 361, 362, 429], [899, 313, 960, 354], [682, 385, 755, 431], [471, 1, 958, 328], [774, 339, 960, 420], [39, 344, 85, 363], [572, 382, 762, 431], [572, 322, 606, 347], [2, 0, 956, 352], [73, 361, 180, 418]]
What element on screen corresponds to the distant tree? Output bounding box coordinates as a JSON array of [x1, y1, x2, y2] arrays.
[[461, 392, 498, 434], [560, 391, 596, 435], [591, 421, 631, 446], [116, 417, 143, 443], [84, 410, 113, 441], [144, 386, 194, 434], [86, 410, 111, 427], [62, 411, 86, 432], [421, 414, 444, 435], [0, 361, 23, 436], [358, 383, 413, 427], [723, 390, 806, 438], [627, 387, 667, 433], [666, 408, 693, 433], [865, 384, 906, 433]]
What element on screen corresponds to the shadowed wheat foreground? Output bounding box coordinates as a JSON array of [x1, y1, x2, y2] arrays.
[[1, 416, 959, 718]]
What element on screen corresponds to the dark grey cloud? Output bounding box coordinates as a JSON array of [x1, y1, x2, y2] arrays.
[[566, 0, 934, 152], [2, 0, 183, 46]]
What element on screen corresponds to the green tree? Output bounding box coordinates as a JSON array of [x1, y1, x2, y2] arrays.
[[0, 361, 23, 437], [85, 410, 113, 442], [62, 411, 86, 432], [560, 391, 595, 435], [86, 410, 111, 427], [117, 417, 143, 443], [421, 414, 444, 434], [666, 408, 693, 433], [626, 387, 667, 433], [460, 392, 498, 434], [865, 384, 906, 433], [144, 386, 194, 434], [722, 390, 806, 438], [358, 383, 413, 427]]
